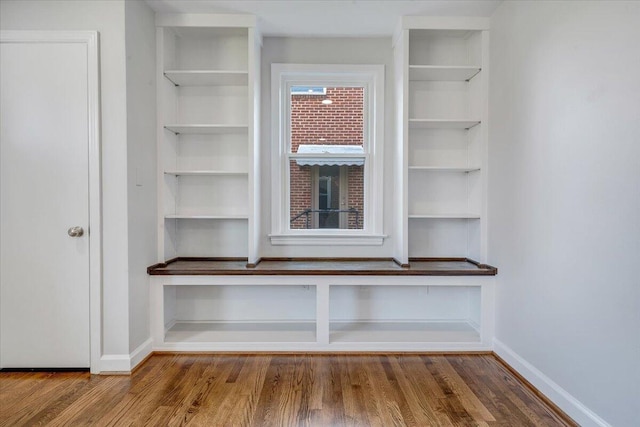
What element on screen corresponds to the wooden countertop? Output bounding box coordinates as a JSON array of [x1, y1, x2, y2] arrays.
[[147, 258, 497, 276]]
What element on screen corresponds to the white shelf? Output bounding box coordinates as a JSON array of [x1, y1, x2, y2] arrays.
[[164, 124, 248, 135], [165, 214, 248, 220], [409, 119, 481, 130], [330, 321, 480, 343], [164, 70, 248, 86], [164, 170, 248, 176], [409, 65, 481, 82], [409, 166, 481, 173], [165, 322, 316, 343], [408, 214, 481, 219]]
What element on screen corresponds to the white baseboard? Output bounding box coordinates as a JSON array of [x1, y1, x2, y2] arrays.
[[493, 338, 611, 427], [99, 354, 131, 373], [130, 338, 153, 371], [100, 337, 153, 374]]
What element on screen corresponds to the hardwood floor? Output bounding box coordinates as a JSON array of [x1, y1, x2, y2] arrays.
[[0, 354, 575, 426]]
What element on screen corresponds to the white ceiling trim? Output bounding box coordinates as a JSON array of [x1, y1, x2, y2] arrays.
[[145, 1, 502, 37]]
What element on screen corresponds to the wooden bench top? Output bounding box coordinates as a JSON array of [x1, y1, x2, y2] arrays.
[[147, 258, 498, 276]]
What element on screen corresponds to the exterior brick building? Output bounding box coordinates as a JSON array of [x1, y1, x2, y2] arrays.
[[289, 87, 364, 229]]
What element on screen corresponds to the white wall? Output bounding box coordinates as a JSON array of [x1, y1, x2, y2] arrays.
[[489, 2, 640, 426], [125, 0, 157, 355], [0, 0, 131, 360], [260, 37, 396, 257]]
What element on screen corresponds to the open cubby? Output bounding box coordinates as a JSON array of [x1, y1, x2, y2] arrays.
[[166, 27, 249, 71], [329, 285, 480, 343], [163, 285, 317, 344], [408, 29, 482, 67]]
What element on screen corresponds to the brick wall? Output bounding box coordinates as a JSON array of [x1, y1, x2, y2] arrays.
[[289, 87, 364, 229]]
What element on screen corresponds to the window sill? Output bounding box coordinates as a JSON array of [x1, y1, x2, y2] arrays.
[[269, 233, 387, 246]]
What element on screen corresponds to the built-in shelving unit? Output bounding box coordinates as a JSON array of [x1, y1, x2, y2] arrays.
[[395, 19, 489, 263], [149, 14, 494, 353], [156, 15, 261, 261]]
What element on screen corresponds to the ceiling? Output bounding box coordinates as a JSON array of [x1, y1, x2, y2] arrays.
[[145, 0, 502, 37]]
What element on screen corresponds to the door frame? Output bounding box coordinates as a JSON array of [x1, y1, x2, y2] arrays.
[[0, 31, 102, 373]]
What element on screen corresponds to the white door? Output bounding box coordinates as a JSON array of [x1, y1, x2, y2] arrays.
[[1, 36, 93, 368]]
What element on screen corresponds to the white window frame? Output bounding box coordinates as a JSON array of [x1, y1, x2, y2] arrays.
[[270, 63, 385, 245]]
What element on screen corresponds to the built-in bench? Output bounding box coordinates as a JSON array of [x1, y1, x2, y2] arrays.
[[148, 258, 497, 352]]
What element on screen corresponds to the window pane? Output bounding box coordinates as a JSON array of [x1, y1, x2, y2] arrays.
[[289, 161, 364, 230], [289, 86, 365, 230], [290, 160, 313, 229], [290, 86, 364, 152]]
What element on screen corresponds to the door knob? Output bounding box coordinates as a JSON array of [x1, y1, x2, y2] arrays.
[[67, 226, 84, 237]]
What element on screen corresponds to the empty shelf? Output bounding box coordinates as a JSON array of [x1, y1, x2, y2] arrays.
[[164, 214, 249, 220], [409, 65, 481, 81], [409, 166, 481, 173], [164, 70, 248, 86], [330, 321, 480, 343], [165, 322, 316, 343], [164, 124, 248, 135], [408, 214, 481, 219], [409, 119, 481, 130], [164, 170, 248, 176]]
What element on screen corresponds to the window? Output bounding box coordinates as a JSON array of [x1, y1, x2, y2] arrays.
[[270, 64, 385, 245]]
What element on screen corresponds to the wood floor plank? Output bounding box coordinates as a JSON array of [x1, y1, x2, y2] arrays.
[[431, 356, 496, 422], [230, 355, 273, 427], [489, 357, 573, 427], [348, 356, 387, 426], [175, 356, 240, 426], [316, 355, 346, 427], [388, 355, 449, 426], [0, 353, 576, 427], [340, 355, 371, 426], [45, 376, 130, 426], [449, 355, 537, 426]]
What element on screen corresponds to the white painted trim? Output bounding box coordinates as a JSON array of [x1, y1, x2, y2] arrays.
[[479, 30, 490, 263], [493, 339, 612, 427], [247, 26, 261, 265], [153, 342, 492, 353], [0, 30, 103, 375], [401, 16, 490, 30], [393, 28, 409, 265], [153, 274, 492, 287], [99, 338, 153, 374], [269, 234, 385, 246], [86, 31, 103, 377], [155, 27, 165, 262], [130, 338, 153, 371], [99, 354, 131, 373], [155, 13, 256, 28]]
